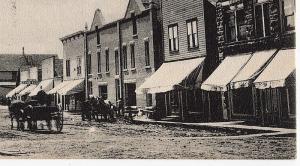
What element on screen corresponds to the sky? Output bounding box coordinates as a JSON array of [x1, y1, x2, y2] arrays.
[[0, 0, 129, 58]]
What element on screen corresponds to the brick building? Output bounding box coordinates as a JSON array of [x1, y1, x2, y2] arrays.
[[50, 31, 86, 111], [86, 0, 163, 108], [201, 0, 295, 126], [137, 0, 218, 121]]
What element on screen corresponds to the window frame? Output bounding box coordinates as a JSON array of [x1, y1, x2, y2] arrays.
[[87, 53, 92, 75], [130, 43, 135, 69], [105, 49, 110, 72], [66, 59, 71, 77], [98, 85, 108, 100], [122, 44, 128, 70], [76, 57, 82, 75], [97, 51, 101, 73], [282, 0, 295, 32], [144, 40, 150, 67], [131, 12, 137, 36], [168, 23, 179, 52], [224, 7, 246, 42], [186, 18, 199, 49], [254, 2, 271, 38], [115, 50, 119, 75]]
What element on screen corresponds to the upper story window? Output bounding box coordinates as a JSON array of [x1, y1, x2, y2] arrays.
[[131, 12, 137, 36], [97, 52, 101, 73], [87, 53, 92, 75], [96, 26, 100, 45], [145, 40, 150, 66], [130, 43, 135, 68], [115, 50, 119, 75], [122, 45, 128, 70], [255, 3, 270, 38], [282, 0, 295, 32], [187, 19, 199, 49], [168, 24, 179, 52], [224, 8, 247, 42], [76, 57, 82, 75], [105, 49, 109, 72], [66, 59, 71, 77]]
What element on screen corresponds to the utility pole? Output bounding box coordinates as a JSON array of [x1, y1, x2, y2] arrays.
[[84, 23, 89, 100], [117, 21, 126, 114]]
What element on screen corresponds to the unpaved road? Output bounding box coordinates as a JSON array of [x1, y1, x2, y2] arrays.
[[0, 105, 296, 159]]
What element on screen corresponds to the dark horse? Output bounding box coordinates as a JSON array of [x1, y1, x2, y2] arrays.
[[81, 97, 115, 122]]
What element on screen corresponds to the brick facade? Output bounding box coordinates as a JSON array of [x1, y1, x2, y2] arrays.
[[87, 0, 163, 107]]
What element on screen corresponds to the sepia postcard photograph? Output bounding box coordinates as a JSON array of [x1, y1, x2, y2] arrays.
[[0, 0, 297, 162]]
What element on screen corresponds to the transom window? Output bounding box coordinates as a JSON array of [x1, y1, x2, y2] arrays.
[[168, 24, 179, 52], [187, 19, 198, 49]]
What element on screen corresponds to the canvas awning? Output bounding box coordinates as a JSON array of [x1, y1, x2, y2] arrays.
[[58, 79, 84, 95], [201, 53, 252, 91], [230, 49, 277, 89], [47, 81, 71, 95], [254, 49, 295, 89], [136, 57, 205, 94], [17, 84, 37, 96], [29, 79, 54, 97], [6, 84, 28, 98]]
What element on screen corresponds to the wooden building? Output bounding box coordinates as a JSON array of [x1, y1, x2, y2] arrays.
[[137, 0, 218, 121]]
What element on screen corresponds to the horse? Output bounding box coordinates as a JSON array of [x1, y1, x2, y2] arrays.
[[8, 100, 27, 131]]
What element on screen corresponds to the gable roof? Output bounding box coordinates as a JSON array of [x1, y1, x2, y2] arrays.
[[90, 9, 105, 31], [0, 54, 57, 72], [124, 0, 149, 18]]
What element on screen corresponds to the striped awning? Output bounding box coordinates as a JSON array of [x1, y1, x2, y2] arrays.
[[29, 79, 54, 97], [6, 84, 28, 98]]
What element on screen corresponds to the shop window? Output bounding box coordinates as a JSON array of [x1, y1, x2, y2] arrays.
[[145, 40, 150, 66], [186, 19, 199, 49], [130, 43, 135, 68], [115, 50, 119, 75], [66, 59, 71, 77], [255, 3, 270, 37], [122, 45, 128, 70], [105, 49, 109, 72], [146, 93, 153, 107], [99, 85, 108, 100], [168, 24, 179, 52], [282, 0, 295, 32], [97, 52, 101, 73], [125, 83, 136, 106], [224, 9, 247, 42], [76, 57, 82, 75]]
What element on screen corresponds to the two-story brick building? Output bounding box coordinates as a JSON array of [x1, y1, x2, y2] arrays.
[[201, 0, 295, 127], [86, 0, 163, 108], [49, 31, 86, 111], [137, 0, 218, 121]]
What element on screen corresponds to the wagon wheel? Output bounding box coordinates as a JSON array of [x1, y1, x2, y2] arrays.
[[55, 109, 64, 132]]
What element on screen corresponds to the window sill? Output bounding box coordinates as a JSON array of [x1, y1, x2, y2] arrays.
[[97, 44, 101, 47], [132, 34, 138, 39], [114, 75, 120, 79], [144, 66, 151, 69], [169, 50, 179, 55], [130, 68, 136, 71], [188, 47, 199, 52], [105, 71, 110, 74], [123, 69, 128, 72]]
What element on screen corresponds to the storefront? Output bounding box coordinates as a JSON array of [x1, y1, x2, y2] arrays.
[[6, 84, 28, 99], [136, 58, 205, 121], [253, 49, 295, 127], [201, 53, 252, 121], [57, 79, 85, 111]]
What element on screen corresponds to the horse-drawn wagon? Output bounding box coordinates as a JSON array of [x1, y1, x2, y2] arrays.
[[8, 100, 63, 132]]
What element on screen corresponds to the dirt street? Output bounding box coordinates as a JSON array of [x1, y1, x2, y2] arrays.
[[0, 105, 296, 159]]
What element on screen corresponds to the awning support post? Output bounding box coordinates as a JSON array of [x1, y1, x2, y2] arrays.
[[180, 90, 184, 122], [252, 86, 257, 117], [286, 88, 290, 118], [164, 93, 168, 117], [259, 90, 264, 126], [221, 91, 228, 121], [207, 92, 211, 121]]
